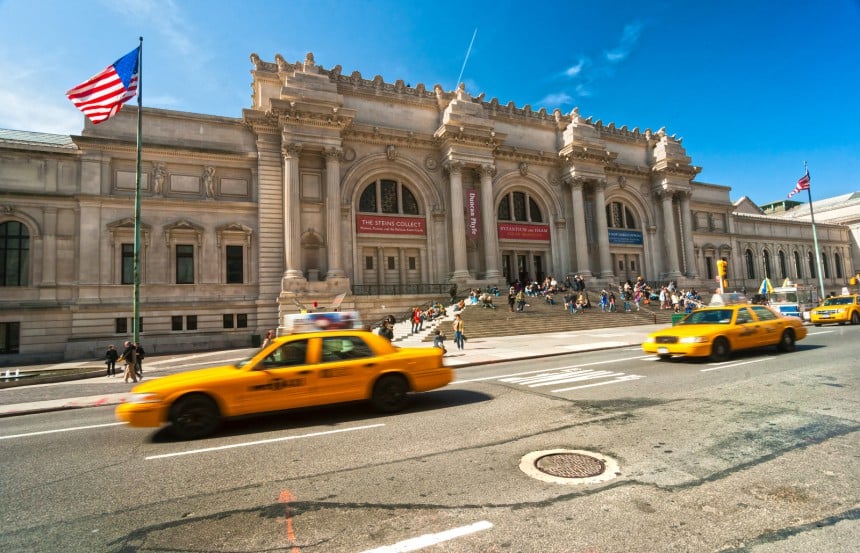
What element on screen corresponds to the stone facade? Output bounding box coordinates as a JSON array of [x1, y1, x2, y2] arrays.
[[0, 52, 856, 363]]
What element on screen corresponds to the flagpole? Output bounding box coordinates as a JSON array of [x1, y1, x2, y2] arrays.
[[133, 37, 143, 344], [805, 161, 826, 303]]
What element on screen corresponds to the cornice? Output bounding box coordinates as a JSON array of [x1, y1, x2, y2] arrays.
[[72, 138, 257, 163]]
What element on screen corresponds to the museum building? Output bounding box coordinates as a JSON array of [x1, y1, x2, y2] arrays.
[[0, 52, 856, 363]]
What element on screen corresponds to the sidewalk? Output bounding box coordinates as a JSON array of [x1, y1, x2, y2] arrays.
[[0, 324, 662, 418]]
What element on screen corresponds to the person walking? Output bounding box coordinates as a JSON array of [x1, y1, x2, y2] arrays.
[[120, 341, 138, 383], [104, 344, 119, 377], [452, 313, 465, 350], [134, 341, 145, 380], [261, 329, 275, 349]]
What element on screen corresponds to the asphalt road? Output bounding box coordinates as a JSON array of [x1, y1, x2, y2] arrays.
[[0, 327, 857, 552]]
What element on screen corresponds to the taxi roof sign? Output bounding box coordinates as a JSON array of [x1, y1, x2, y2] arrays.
[[708, 293, 748, 306], [281, 311, 363, 335]]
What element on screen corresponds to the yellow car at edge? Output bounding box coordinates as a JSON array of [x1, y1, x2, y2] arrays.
[[809, 294, 860, 326], [642, 304, 808, 361], [116, 329, 451, 439]]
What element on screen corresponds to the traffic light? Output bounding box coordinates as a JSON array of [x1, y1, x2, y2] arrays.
[[716, 259, 728, 292]]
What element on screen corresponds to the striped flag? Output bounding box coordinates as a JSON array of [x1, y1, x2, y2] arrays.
[[66, 47, 140, 124], [787, 170, 810, 199]]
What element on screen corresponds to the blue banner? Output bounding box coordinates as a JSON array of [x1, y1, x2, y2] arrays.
[[608, 229, 643, 245]]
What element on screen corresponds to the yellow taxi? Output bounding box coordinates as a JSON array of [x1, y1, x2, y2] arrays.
[[642, 303, 807, 362], [809, 294, 860, 326], [116, 325, 450, 439]]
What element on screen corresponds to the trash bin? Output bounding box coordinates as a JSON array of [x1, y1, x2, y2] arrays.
[[671, 313, 686, 326], [251, 334, 261, 347]]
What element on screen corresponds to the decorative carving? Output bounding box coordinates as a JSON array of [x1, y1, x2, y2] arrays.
[[282, 143, 302, 159], [443, 160, 463, 175], [476, 164, 496, 179], [152, 162, 167, 195], [342, 146, 356, 162], [385, 144, 397, 161], [303, 52, 315, 71], [519, 162, 529, 177], [617, 175, 626, 188], [324, 148, 343, 162], [424, 155, 438, 171], [203, 166, 216, 199]]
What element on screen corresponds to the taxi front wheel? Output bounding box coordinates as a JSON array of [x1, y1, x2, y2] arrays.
[[170, 394, 221, 440], [776, 329, 796, 352], [710, 338, 730, 362], [371, 374, 410, 413]]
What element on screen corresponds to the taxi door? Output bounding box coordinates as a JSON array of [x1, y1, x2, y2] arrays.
[[732, 307, 762, 349], [749, 305, 783, 346], [237, 338, 315, 414], [313, 335, 382, 404]]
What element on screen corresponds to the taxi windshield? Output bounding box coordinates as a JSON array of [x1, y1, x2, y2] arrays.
[[822, 297, 854, 306], [679, 309, 733, 325]]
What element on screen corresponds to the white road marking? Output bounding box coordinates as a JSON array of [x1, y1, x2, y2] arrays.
[[453, 355, 645, 383], [358, 520, 493, 553], [806, 330, 834, 335], [145, 423, 385, 460], [0, 422, 125, 440], [553, 374, 645, 392], [700, 357, 774, 372]]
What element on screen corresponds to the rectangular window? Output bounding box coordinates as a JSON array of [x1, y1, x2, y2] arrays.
[[365, 256, 374, 270], [223, 314, 234, 328], [387, 256, 395, 270], [176, 244, 194, 284], [237, 313, 248, 328], [226, 245, 243, 284], [186, 315, 197, 331], [121, 243, 134, 285], [408, 257, 416, 270], [0, 322, 20, 354], [171, 316, 183, 331], [116, 317, 128, 334]]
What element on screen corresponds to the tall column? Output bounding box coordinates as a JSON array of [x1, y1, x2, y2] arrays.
[[282, 143, 304, 280], [593, 181, 613, 278], [478, 164, 500, 279], [446, 161, 470, 280], [376, 246, 385, 285], [679, 191, 698, 278], [659, 189, 682, 277], [568, 178, 592, 277], [42, 207, 57, 286], [324, 148, 345, 279]]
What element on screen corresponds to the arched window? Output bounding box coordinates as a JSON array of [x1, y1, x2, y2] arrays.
[[0, 221, 30, 286], [606, 201, 638, 229], [497, 191, 543, 222], [778, 250, 788, 279], [821, 253, 830, 279], [745, 249, 756, 280], [359, 179, 420, 215], [793, 251, 803, 279], [763, 250, 772, 279], [808, 251, 816, 279], [835, 253, 844, 279]]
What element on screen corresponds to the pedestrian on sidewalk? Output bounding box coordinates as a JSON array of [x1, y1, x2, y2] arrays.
[[120, 341, 138, 383], [104, 344, 119, 377], [134, 341, 145, 380], [452, 314, 465, 350], [432, 329, 447, 354]]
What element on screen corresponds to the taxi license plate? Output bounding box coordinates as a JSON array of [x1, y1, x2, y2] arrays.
[[658, 347, 669, 354], [820, 314, 830, 319]]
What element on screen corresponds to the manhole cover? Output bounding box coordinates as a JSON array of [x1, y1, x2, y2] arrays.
[[520, 449, 620, 485], [536, 452, 606, 478]]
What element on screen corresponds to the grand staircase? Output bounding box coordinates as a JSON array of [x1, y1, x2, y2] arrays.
[[390, 294, 678, 345]]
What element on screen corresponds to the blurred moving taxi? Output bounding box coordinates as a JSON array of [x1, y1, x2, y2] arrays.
[[809, 294, 860, 326], [116, 320, 450, 439], [642, 302, 807, 362]]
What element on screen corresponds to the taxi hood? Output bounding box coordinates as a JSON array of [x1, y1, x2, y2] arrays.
[[129, 364, 243, 393]]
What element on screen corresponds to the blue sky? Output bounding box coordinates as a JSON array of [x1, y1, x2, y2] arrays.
[[1, 0, 857, 206]]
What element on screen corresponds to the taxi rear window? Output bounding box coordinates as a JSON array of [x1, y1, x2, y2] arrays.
[[681, 309, 732, 325]]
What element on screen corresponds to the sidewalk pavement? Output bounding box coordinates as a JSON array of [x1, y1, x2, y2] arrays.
[[0, 323, 663, 418]]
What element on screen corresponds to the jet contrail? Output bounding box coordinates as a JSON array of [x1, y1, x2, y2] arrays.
[[456, 28, 478, 88]]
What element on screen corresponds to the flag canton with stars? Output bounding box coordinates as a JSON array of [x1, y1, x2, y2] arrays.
[[787, 171, 810, 199], [66, 47, 140, 124]]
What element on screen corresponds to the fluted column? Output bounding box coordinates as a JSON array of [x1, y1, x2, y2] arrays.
[[679, 191, 698, 278], [593, 181, 613, 278], [568, 178, 592, 277], [446, 161, 471, 280], [42, 207, 57, 286], [478, 164, 501, 279], [324, 148, 345, 279], [659, 189, 682, 277], [282, 143, 304, 279]]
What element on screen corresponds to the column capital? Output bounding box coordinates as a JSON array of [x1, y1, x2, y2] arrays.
[[476, 164, 496, 179], [443, 160, 464, 175], [282, 143, 302, 159], [564, 175, 587, 189], [324, 147, 343, 161]]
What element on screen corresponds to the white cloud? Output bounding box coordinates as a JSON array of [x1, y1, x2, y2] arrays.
[[105, 0, 198, 58], [564, 58, 587, 77], [604, 21, 643, 64], [539, 92, 573, 107]]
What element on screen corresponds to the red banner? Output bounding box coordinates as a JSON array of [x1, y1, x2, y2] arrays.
[[466, 188, 480, 238], [356, 214, 426, 236], [497, 222, 550, 241]]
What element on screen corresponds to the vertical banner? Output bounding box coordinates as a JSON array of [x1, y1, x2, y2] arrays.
[[466, 188, 481, 239]]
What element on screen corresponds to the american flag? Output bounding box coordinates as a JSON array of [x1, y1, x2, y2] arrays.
[[66, 47, 140, 124], [787, 170, 810, 199]]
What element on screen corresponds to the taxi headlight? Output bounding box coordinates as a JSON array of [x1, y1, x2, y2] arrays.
[[127, 392, 162, 404], [836, 308, 847, 314], [644, 336, 656, 344], [679, 336, 707, 344]]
